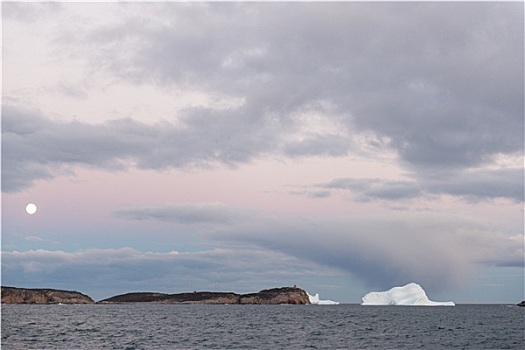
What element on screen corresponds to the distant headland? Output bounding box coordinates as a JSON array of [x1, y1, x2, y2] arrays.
[[1, 286, 310, 305], [1, 286, 95, 304]]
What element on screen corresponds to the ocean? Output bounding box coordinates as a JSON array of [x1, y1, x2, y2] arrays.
[[1, 304, 523, 349]]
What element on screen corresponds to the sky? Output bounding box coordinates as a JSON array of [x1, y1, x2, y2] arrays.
[[1, 1, 524, 303]]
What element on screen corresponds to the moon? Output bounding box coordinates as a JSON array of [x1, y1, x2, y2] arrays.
[[25, 203, 37, 215]]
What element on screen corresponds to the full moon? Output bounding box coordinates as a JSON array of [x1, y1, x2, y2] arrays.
[[25, 203, 37, 215]]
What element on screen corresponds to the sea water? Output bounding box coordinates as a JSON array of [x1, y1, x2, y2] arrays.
[[2, 304, 523, 349]]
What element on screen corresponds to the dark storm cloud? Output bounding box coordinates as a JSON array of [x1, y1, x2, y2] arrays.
[[110, 200, 524, 290], [205, 211, 524, 292], [110, 199, 523, 292], [3, 2, 523, 202]]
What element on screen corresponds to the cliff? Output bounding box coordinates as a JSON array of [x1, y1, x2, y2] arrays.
[[99, 287, 310, 305], [1, 286, 95, 304]]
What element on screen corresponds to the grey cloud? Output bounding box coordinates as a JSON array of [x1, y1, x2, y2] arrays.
[[283, 134, 351, 157], [114, 203, 239, 224], [1, 105, 283, 192], [53, 81, 88, 99], [1, 247, 330, 301], [325, 178, 422, 201], [323, 167, 523, 202], [111, 201, 523, 294], [2, 106, 146, 192], [307, 190, 331, 199], [2, 2, 62, 22], [3, 2, 523, 198], [77, 2, 523, 172], [1, 101, 346, 192], [209, 212, 524, 293], [4, 203, 522, 300], [289, 190, 332, 199], [423, 167, 524, 202]]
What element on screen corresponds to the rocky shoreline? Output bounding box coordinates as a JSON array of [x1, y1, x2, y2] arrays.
[[1, 286, 95, 304], [1, 286, 310, 305]]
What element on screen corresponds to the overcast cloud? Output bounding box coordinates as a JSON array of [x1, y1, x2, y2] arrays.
[[4, 2, 523, 197]]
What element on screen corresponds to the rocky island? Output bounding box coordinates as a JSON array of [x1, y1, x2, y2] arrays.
[[1, 286, 95, 304], [1, 286, 310, 305], [99, 287, 310, 304]]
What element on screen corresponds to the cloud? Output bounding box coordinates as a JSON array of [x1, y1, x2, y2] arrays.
[[110, 202, 524, 294], [283, 134, 351, 157], [114, 202, 240, 224], [210, 212, 524, 293], [307, 190, 331, 199], [2, 106, 141, 192], [2, 100, 351, 192], [423, 167, 524, 202], [322, 167, 523, 202], [2, 2, 62, 22], [76, 2, 522, 170], [3, 200, 522, 300], [325, 178, 422, 201], [1, 247, 336, 301], [3, 2, 523, 305], [3, 2, 523, 199], [0, 105, 272, 192]]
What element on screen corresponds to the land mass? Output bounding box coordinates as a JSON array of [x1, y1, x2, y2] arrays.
[[99, 287, 310, 304], [1, 286, 95, 304], [1, 286, 310, 305]]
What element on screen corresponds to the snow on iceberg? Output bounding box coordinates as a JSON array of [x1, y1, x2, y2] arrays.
[[361, 283, 455, 306], [308, 292, 339, 305]]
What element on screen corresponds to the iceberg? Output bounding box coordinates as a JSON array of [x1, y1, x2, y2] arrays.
[[308, 292, 340, 305], [361, 283, 455, 306]]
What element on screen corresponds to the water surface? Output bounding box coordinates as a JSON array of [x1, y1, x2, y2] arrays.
[[2, 304, 523, 349]]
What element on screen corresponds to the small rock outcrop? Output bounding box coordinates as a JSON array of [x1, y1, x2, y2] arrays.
[[1, 286, 95, 304], [517, 301, 525, 307], [99, 287, 310, 305]]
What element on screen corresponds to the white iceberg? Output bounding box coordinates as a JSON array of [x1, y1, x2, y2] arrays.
[[308, 292, 340, 305], [361, 283, 455, 306]]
